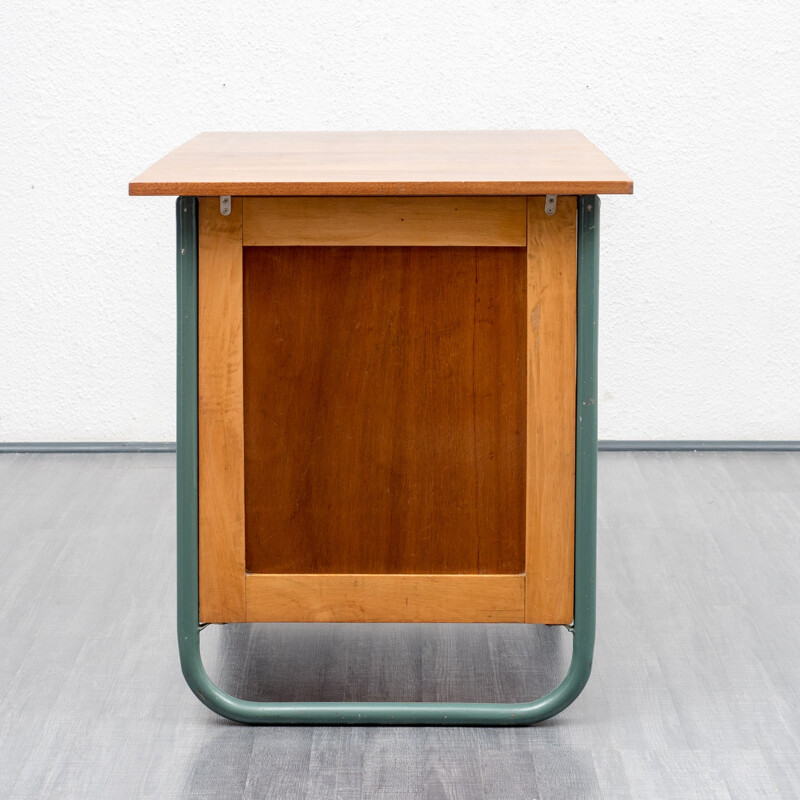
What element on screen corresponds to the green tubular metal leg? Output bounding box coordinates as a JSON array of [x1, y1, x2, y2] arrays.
[[175, 195, 600, 725]]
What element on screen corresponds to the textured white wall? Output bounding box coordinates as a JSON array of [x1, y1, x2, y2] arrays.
[[2, 1, 799, 441]]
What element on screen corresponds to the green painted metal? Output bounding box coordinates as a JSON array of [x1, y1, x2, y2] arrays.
[[175, 194, 600, 724]]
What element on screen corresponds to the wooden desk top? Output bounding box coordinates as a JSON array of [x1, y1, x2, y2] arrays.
[[129, 131, 632, 197]]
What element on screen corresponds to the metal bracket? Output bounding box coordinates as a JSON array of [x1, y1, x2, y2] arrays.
[[220, 196, 231, 216], [545, 195, 557, 216]]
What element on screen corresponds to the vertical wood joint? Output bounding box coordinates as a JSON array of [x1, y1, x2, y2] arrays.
[[198, 197, 247, 623], [525, 196, 578, 624]]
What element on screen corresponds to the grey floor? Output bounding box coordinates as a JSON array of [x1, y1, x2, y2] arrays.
[[0, 452, 798, 799]]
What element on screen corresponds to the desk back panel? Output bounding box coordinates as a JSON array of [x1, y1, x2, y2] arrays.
[[243, 245, 527, 575], [197, 196, 576, 624]]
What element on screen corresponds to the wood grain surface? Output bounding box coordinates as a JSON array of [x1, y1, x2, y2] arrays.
[[198, 197, 246, 623], [129, 130, 633, 196], [525, 196, 577, 623], [242, 197, 527, 246], [243, 245, 527, 575], [245, 574, 525, 623]]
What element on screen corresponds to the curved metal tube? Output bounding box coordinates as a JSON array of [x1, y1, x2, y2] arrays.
[[175, 195, 599, 724]]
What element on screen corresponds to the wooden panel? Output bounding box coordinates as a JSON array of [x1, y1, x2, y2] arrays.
[[243, 246, 526, 575], [129, 130, 634, 196], [242, 197, 527, 246], [245, 574, 525, 623], [525, 196, 577, 624], [198, 197, 246, 623]]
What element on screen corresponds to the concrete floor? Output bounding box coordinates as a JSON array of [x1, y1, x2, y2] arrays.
[[0, 451, 798, 798]]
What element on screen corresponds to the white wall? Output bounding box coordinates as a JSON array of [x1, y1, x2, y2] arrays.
[[2, 1, 799, 442]]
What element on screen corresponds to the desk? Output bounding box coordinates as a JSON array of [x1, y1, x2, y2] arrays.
[[130, 131, 632, 724]]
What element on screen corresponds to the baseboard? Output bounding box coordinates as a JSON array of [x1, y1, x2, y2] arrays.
[[598, 440, 800, 452], [1, 440, 799, 454], [0, 442, 176, 453]]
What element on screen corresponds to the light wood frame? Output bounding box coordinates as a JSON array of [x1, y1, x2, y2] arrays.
[[198, 196, 576, 624]]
